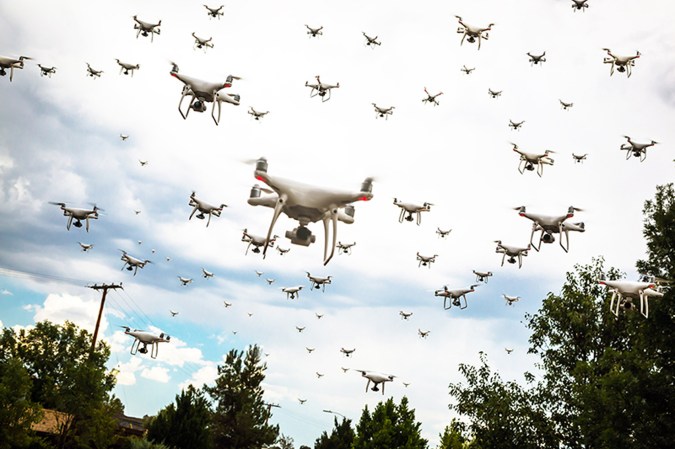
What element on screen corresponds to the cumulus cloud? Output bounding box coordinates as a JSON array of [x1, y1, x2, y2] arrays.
[[141, 366, 171, 383], [32, 292, 107, 334]]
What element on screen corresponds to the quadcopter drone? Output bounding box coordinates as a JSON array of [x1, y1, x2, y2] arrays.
[[49, 202, 101, 232], [223, 301, 232, 308], [494, 241, 530, 268], [418, 329, 430, 338], [461, 65, 475, 75], [202, 268, 214, 278], [503, 294, 520, 306], [276, 246, 290, 255], [192, 33, 214, 52], [248, 107, 269, 120], [572, 153, 588, 163], [417, 252, 438, 268], [305, 75, 339, 102], [247, 157, 373, 265], [620, 135, 658, 162], [509, 120, 525, 131], [393, 198, 432, 225], [527, 52, 547, 66], [560, 100, 574, 110], [505, 348, 514, 354], [120, 250, 151, 276], [0, 55, 31, 82], [400, 311, 413, 320], [362, 32, 381, 47], [306, 25, 323, 38], [337, 241, 356, 255], [189, 191, 227, 227], [435, 285, 478, 310], [283, 286, 303, 300], [298, 398, 307, 405], [357, 370, 395, 394], [571, 0, 589, 11], [514, 205, 585, 253], [242, 229, 278, 255], [133, 15, 161, 42], [436, 228, 452, 238], [37, 64, 56, 77], [603, 48, 640, 77], [599, 276, 663, 318], [86, 63, 103, 78], [316, 372, 324, 378], [488, 89, 502, 98], [306, 347, 315, 354], [120, 326, 170, 359], [266, 278, 275, 285], [115, 59, 140, 76], [204, 4, 224, 19], [170, 62, 241, 125], [454, 16, 493, 50], [306, 272, 332, 291], [340, 348, 356, 357], [119, 134, 130, 142], [372, 103, 395, 119], [316, 313, 324, 319], [178, 276, 193, 286], [422, 87, 443, 106], [78, 242, 94, 252], [473, 270, 493, 283], [255, 270, 263, 277], [170, 310, 178, 317], [511, 143, 555, 177]]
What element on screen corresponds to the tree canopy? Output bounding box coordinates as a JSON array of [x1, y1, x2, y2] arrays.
[[353, 396, 427, 449]]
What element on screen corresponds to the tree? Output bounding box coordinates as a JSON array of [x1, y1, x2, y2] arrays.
[[435, 420, 468, 449], [147, 385, 213, 449], [0, 356, 43, 449], [314, 417, 354, 449], [352, 396, 427, 449], [205, 345, 279, 449]]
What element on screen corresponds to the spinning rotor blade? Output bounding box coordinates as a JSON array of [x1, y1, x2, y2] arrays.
[[49, 201, 67, 207]]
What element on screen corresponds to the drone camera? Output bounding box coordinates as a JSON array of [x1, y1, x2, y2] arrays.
[[542, 233, 555, 244], [286, 226, 316, 247]]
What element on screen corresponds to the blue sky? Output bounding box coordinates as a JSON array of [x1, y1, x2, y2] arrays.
[[1, 0, 674, 446]]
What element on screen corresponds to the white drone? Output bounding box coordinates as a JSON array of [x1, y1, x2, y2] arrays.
[[86, 63, 103, 78], [170, 310, 178, 317], [192, 33, 214, 52], [306, 25, 323, 38], [248, 107, 269, 120], [38, 64, 56, 77], [418, 329, 430, 338], [560, 100, 574, 110], [461, 65, 475, 75], [436, 228, 452, 238], [454, 16, 493, 50], [189, 191, 227, 227], [572, 153, 588, 163], [282, 286, 303, 300], [247, 157, 374, 265], [357, 370, 395, 395], [473, 270, 493, 283], [511, 143, 555, 177], [393, 198, 432, 225], [0, 55, 31, 82], [306, 347, 315, 354], [603, 48, 640, 77], [242, 229, 278, 255], [204, 4, 224, 19], [509, 120, 525, 131], [78, 242, 94, 252], [571, 0, 589, 11], [315, 371, 323, 378], [133, 15, 161, 42], [306, 272, 332, 291], [488, 89, 502, 98], [422, 87, 443, 106], [202, 268, 214, 278], [276, 246, 290, 255], [599, 276, 663, 318], [337, 241, 356, 255], [340, 348, 356, 357], [305, 75, 339, 102], [49, 202, 101, 232], [435, 285, 478, 310], [266, 278, 275, 285], [170, 62, 241, 125], [362, 32, 381, 47], [494, 241, 530, 268], [400, 311, 413, 320], [417, 252, 438, 268], [503, 294, 520, 306], [527, 52, 547, 66], [178, 276, 193, 286], [505, 348, 514, 354], [115, 59, 140, 76], [514, 205, 585, 253], [372, 103, 395, 119], [120, 134, 130, 141], [120, 326, 170, 359], [620, 136, 658, 162], [120, 250, 151, 275]]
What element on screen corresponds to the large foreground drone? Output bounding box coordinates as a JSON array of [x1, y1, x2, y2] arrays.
[[602, 48, 640, 78], [49, 202, 101, 232], [188, 191, 227, 227], [120, 326, 170, 358], [599, 277, 663, 318], [620, 136, 658, 162], [0, 55, 31, 82], [454, 16, 493, 50], [514, 205, 585, 253], [247, 157, 374, 265]]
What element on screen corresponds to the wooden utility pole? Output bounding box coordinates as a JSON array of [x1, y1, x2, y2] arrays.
[[88, 283, 123, 354]]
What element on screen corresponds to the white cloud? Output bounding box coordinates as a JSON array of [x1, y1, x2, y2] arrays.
[[141, 366, 171, 384], [179, 362, 218, 391], [1, 289, 13, 296], [115, 357, 143, 386], [32, 292, 107, 334]]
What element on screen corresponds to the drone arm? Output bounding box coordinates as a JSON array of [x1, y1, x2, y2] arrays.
[[263, 194, 287, 258]]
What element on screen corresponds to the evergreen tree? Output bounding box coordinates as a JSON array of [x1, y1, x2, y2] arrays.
[[147, 385, 212, 449], [352, 397, 427, 449], [314, 417, 354, 449]]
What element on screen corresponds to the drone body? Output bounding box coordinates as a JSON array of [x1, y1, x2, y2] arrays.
[[362, 32, 381, 47], [248, 107, 269, 120], [86, 63, 103, 78], [49, 202, 100, 232], [600, 278, 663, 318], [78, 242, 94, 252], [306, 347, 315, 353], [372, 103, 395, 119], [120, 326, 170, 359], [514, 205, 584, 253], [296, 326, 306, 332], [276, 246, 290, 255], [571, 0, 589, 11], [202, 268, 214, 279], [400, 311, 413, 320], [494, 241, 530, 268], [120, 250, 151, 275], [503, 294, 520, 306], [418, 329, 430, 338], [306, 25, 323, 37], [422, 87, 443, 106], [178, 276, 193, 286], [603, 48, 640, 77], [394, 198, 432, 225], [512, 143, 555, 177], [455, 16, 493, 50], [473, 270, 493, 283], [38, 64, 56, 77], [358, 370, 395, 394], [242, 229, 277, 255], [204, 4, 224, 19], [306, 272, 332, 291], [0, 55, 31, 82], [572, 153, 588, 163], [192, 33, 214, 52], [461, 65, 475, 75], [133, 16, 161, 42], [620, 136, 657, 162], [283, 286, 304, 300], [527, 52, 547, 66], [416, 252, 438, 268], [115, 59, 140, 76], [435, 285, 478, 309], [189, 192, 227, 227], [305, 75, 339, 102]]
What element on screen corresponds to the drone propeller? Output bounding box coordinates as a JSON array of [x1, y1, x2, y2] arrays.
[[88, 203, 105, 212], [49, 201, 67, 207]]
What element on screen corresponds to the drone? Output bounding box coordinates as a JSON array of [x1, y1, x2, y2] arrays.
[[37, 64, 56, 77], [511, 143, 555, 177], [305, 75, 339, 102], [422, 87, 443, 106], [248, 107, 269, 120], [0, 55, 31, 82], [170, 62, 241, 125], [204, 4, 224, 19], [357, 370, 395, 394], [362, 32, 381, 47], [434, 285, 478, 310], [266, 278, 276, 285], [403, 382, 410, 388], [86, 63, 103, 78], [400, 311, 413, 320], [255, 270, 263, 277], [488, 89, 502, 98], [417, 252, 438, 268], [473, 270, 493, 283], [560, 100, 574, 110], [119, 134, 130, 142], [132, 15, 161, 42], [571, 0, 589, 11], [283, 286, 303, 300], [178, 276, 193, 286], [49, 202, 101, 232], [170, 310, 178, 317], [572, 153, 588, 163], [316, 372, 324, 378], [514, 205, 585, 253], [306, 347, 315, 353], [223, 301, 232, 308], [460, 65, 475, 75], [599, 276, 663, 318], [242, 229, 278, 255], [337, 241, 356, 255], [202, 268, 214, 278], [372, 103, 395, 119], [340, 348, 356, 357], [120, 250, 151, 275], [509, 120, 525, 131], [436, 228, 452, 238], [246, 157, 373, 265], [276, 246, 290, 255], [503, 294, 520, 306], [189, 191, 227, 227], [505, 348, 514, 354], [192, 33, 214, 51], [120, 326, 170, 359], [296, 326, 306, 332], [306, 25, 323, 38], [316, 313, 324, 319], [494, 241, 530, 268], [527, 52, 547, 66], [115, 59, 140, 76], [306, 272, 332, 291], [341, 367, 350, 373], [298, 398, 307, 404], [418, 329, 430, 338], [393, 198, 432, 225], [620, 136, 658, 162], [602, 48, 640, 77], [454, 16, 493, 50], [78, 242, 94, 252]]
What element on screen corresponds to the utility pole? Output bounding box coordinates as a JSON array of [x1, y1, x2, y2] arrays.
[[88, 283, 123, 354]]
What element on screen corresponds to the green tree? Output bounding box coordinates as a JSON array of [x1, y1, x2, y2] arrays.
[[352, 396, 427, 449], [0, 356, 43, 449], [435, 420, 468, 449], [205, 345, 279, 449], [147, 385, 213, 449], [314, 417, 354, 449]]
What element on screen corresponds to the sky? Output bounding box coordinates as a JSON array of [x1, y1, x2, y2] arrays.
[[1, 0, 674, 446]]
